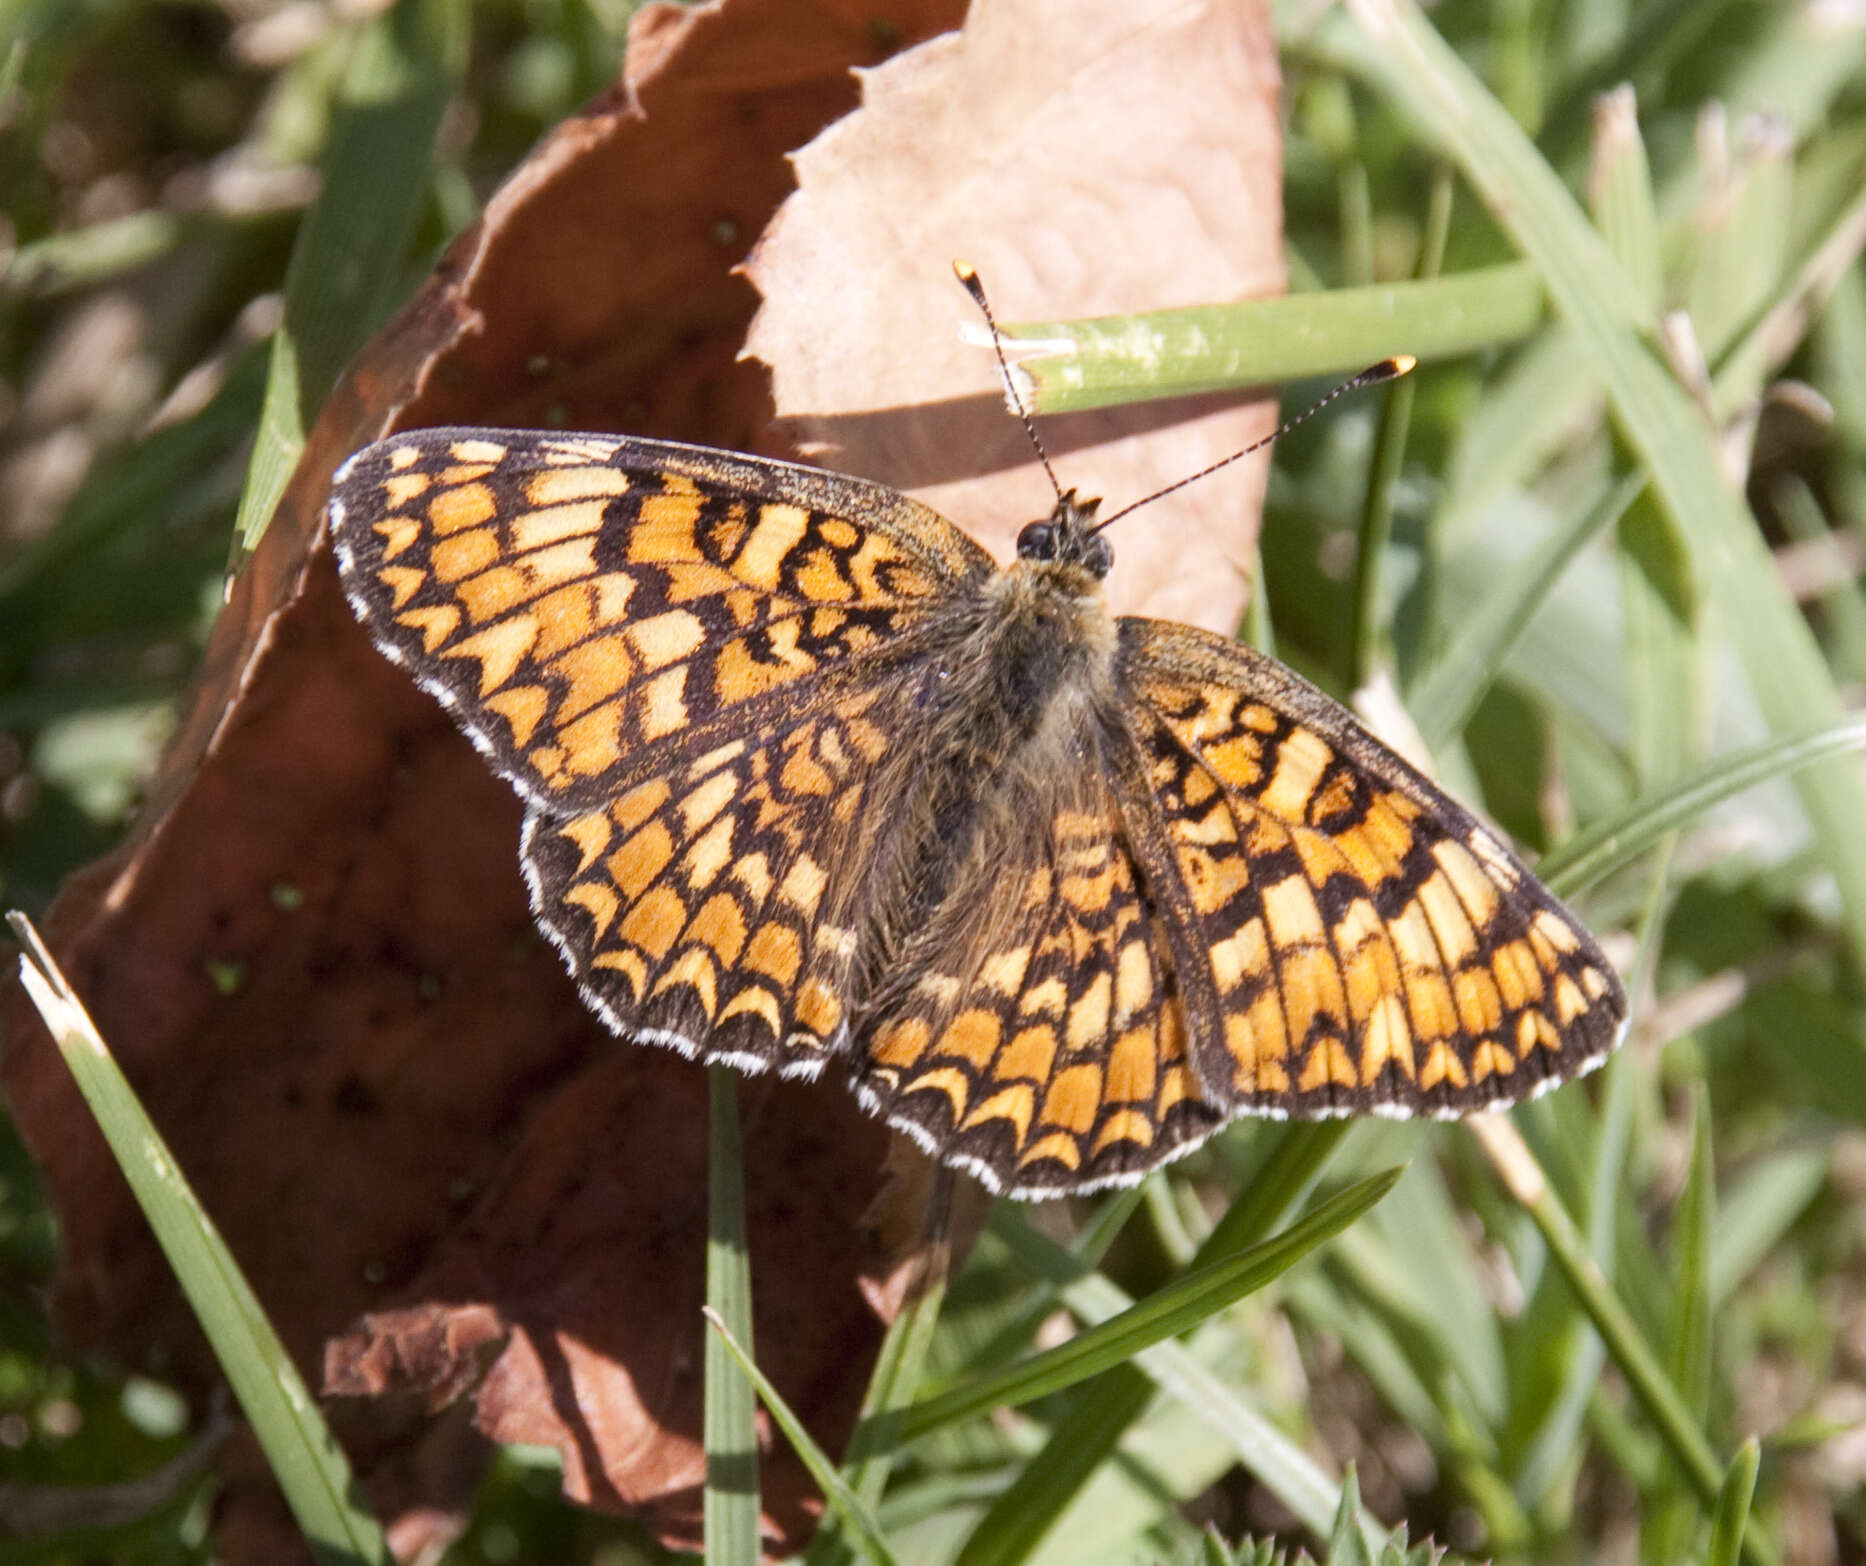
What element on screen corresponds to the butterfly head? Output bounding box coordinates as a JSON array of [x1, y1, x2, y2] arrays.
[[1015, 490, 1113, 580]]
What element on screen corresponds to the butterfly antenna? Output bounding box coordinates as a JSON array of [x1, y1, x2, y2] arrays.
[[954, 260, 1065, 503], [1090, 355, 1417, 534]]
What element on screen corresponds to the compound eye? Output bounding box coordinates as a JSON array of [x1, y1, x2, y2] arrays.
[[1016, 521, 1057, 560], [1085, 533, 1114, 579]]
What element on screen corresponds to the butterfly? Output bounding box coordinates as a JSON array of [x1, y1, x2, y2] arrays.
[[328, 325, 1625, 1199]]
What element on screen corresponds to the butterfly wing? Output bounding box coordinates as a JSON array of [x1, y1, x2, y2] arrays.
[[850, 775, 1225, 1196], [330, 428, 995, 816], [331, 426, 997, 1076], [1113, 618, 1626, 1120], [520, 680, 929, 1077]]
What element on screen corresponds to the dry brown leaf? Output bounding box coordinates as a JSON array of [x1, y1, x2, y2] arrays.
[[3, 0, 963, 1556], [2, 0, 1286, 1558], [745, 0, 1285, 628]]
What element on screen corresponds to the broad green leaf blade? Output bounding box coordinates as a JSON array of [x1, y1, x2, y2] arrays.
[[703, 1309, 901, 1566], [233, 0, 465, 550], [904, 1168, 1401, 1443], [705, 1068, 758, 1566], [1007, 264, 1543, 414], [8, 913, 389, 1566]]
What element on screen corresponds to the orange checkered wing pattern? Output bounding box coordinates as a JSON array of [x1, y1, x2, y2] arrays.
[[332, 428, 993, 1075], [1114, 619, 1626, 1121], [852, 783, 1227, 1196], [519, 682, 918, 1077], [331, 429, 993, 816], [331, 423, 1626, 1193]]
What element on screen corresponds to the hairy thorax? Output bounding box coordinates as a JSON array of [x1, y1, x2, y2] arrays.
[[846, 556, 1123, 1013]]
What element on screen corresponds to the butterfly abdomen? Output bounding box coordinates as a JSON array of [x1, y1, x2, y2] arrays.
[[844, 561, 1122, 1014]]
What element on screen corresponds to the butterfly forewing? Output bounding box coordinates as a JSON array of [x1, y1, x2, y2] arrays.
[[330, 429, 993, 814], [1114, 620, 1626, 1120]]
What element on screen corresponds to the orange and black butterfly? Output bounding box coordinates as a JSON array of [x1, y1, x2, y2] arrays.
[[329, 308, 1623, 1198]]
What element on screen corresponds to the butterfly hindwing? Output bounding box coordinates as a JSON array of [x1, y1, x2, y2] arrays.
[[853, 777, 1224, 1196], [520, 681, 918, 1078], [330, 428, 995, 815], [1113, 618, 1626, 1120]]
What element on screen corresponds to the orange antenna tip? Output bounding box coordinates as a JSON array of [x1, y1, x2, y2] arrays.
[[1386, 353, 1418, 377]]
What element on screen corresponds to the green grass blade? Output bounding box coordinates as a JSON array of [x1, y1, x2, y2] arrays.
[[1643, 1092, 1716, 1561], [1537, 715, 1866, 897], [705, 1068, 759, 1566], [703, 1308, 901, 1566], [903, 1167, 1401, 1444], [1680, 125, 1792, 363], [1408, 469, 1646, 749], [1339, 0, 1866, 986], [1008, 264, 1543, 414], [8, 913, 389, 1566], [233, 0, 465, 550], [1617, 485, 1703, 790], [1772, 474, 1866, 688], [1348, 167, 1449, 691], [1429, 328, 1594, 541], [1712, 178, 1866, 423], [1720, 7, 1866, 139], [847, 1276, 947, 1501], [953, 1123, 1356, 1563], [1670, 1095, 1716, 1424], [0, 347, 267, 619], [1710, 1146, 1829, 1310], [1708, 1437, 1762, 1566], [1208, 1122, 1359, 1260], [937, 1186, 1146, 1390], [969, 1216, 1379, 1555], [4, 209, 197, 297], [953, 1376, 1162, 1566], [1587, 85, 1661, 312], [803, 1189, 953, 1566], [1469, 1118, 1778, 1566]]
